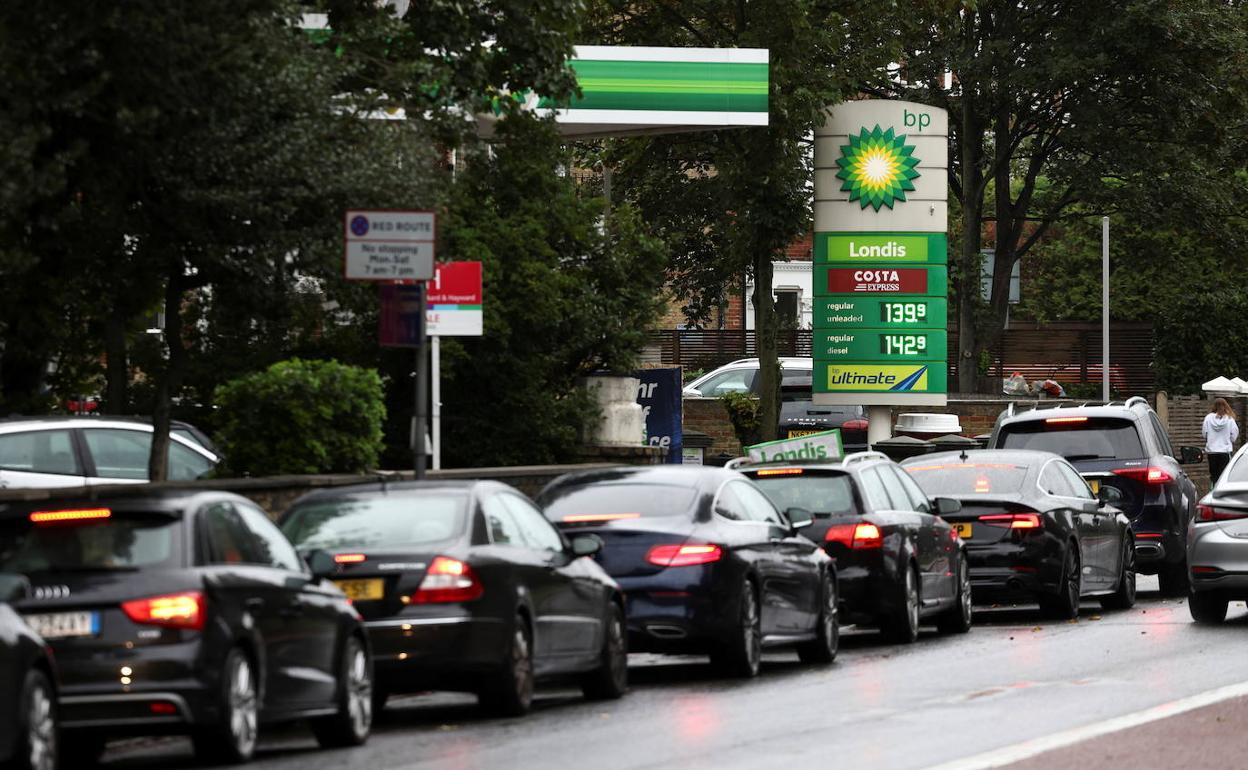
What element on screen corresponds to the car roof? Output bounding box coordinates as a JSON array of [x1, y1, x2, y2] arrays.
[[288, 479, 498, 507], [904, 448, 1064, 468], [539, 464, 740, 497], [718, 357, 812, 368], [0, 417, 219, 459], [997, 400, 1150, 427]]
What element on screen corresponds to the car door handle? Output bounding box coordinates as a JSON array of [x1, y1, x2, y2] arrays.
[[245, 597, 265, 612]]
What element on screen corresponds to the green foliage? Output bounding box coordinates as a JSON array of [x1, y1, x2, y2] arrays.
[[1155, 291, 1248, 395], [437, 117, 667, 467], [720, 392, 761, 450], [214, 359, 384, 475]]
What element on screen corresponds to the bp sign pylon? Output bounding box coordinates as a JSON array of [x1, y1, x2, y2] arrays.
[[813, 100, 949, 410]]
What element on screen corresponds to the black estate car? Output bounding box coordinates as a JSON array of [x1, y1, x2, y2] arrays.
[[988, 397, 1201, 595], [0, 574, 58, 770], [904, 450, 1136, 618], [280, 481, 628, 716], [0, 490, 372, 766], [537, 465, 838, 678], [739, 452, 972, 642]]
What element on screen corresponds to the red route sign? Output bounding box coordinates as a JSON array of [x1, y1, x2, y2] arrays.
[[426, 261, 482, 305], [826, 267, 929, 294]]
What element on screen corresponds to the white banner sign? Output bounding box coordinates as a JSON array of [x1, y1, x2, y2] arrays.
[[343, 210, 435, 281]]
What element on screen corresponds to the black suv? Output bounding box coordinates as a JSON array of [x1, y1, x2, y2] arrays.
[[988, 397, 1201, 595]]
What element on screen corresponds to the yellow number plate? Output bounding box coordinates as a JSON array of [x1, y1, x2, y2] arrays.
[[788, 430, 821, 438], [951, 523, 973, 539], [1088, 479, 1100, 494], [334, 578, 384, 601]]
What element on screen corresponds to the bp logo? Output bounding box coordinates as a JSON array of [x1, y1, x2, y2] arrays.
[[836, 125, 921, 211]]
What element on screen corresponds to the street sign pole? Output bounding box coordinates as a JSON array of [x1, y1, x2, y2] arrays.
[[1102, 216, 1110, 402], [413, 282, 428, 479], [432, 335, 441, 470]]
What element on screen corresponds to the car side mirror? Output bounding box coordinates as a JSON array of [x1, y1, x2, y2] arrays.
[[785, 507, 814, 530], [303, 549, 338, 580], [570, 534, 603, 558], [1097, 485, 1125, 507], [934, 497, 962, 516], [0, 574, 30, 603], [1180, 446, 1205, 464]]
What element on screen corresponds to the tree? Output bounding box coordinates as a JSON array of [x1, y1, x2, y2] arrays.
[[582, 0, 901, 440], [895, 0, 1248, 391], [438, 117, 667, 467]]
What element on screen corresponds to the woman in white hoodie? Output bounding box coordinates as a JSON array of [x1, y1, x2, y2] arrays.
[[1202, 397, 1240, 482]]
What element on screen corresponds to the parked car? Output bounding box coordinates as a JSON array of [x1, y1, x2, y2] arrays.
[[903, 449, 1136, 617], [1187, 444, 1248, 623], [777, 400, 868, 452], [738, 451, 972, 642], [280, 480, 627, 716], [987, 397, 1200, 595], [0, 418, 219, 489], [0, 489, 371, 765], [537, 466, 838, 677], [682, 357, 813, 398], [0, 574, 58, 770]]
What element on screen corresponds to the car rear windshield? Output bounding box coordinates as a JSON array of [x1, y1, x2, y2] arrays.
[[0, 510, 182, 573], [905, 463, 1029, 496], [996, 418, 1145, 461], [282, 493, 467, 551], [543, 484, 698, 522], [750, 472, 858, 516]]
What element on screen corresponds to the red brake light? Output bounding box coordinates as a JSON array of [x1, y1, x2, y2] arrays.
[[561, 512, 642, 523], [646, 544, 723, 567], [1045, 416, 1088, 424], [842, 419, 869, 431], [1197, 505, 1248, 522], [824, 522, 882, 549], [122, 592, 205, 631], [755, 468, 804, 477], [334, 553, 367, 564], [149, 702, 179, 715], [30, 508, 111, 524], [980, 513, 1042, 530], [411, 556, 483, 604], [1112, 467, 1173, 485]]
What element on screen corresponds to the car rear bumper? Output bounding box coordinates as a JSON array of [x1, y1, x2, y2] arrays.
[[1189, 524, 1248, 593], [617, 568, 736, 653], [59, 690, 206, 731], [963, 539, 1065, 600], [366, 615, 508, 692]]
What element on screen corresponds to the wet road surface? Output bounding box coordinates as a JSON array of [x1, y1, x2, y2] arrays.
[[100, 577, 1248, 770]]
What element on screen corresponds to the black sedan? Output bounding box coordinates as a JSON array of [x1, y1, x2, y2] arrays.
[[279, 480, 627, 716], [0, 574, 58, 770], [536, 466, 838, 678], [739, 452, 972, 642], [0, 490, 372, 766], [902, 449, 1136, 618]]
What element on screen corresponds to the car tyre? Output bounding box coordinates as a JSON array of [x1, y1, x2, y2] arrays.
[[711, 577, 762, 678], [1158, 559, 1190, 597], [192, 647, 259, 765], [1038, 545, 1081, 620], [937, 555, 973, 634], [479, 615, 534, 716], [1188, 589, 1228, 624], [581, 603, 628, 700], [12, 668, 57, 770], [1100, 539, 1137, 611], [882, 565, 921, 644], [797, 572, 839, 664], [310, 635, 373, 748]]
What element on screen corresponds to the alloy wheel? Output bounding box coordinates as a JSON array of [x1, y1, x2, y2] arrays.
[[742, 587, 762, 671], [823, 577, 839, 648], [905, 567, 920, 635], [228, 654, 258, 757], [26, 676, 56, 770], [511, 625, 534, 709], [958, 560, 973, 625], [1065, 552, 1081, 613], [606, 612, 627, 689], [345, 642, 373, 738]]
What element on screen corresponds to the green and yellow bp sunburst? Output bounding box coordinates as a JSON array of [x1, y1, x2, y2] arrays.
[[835, 125, 921, 211]]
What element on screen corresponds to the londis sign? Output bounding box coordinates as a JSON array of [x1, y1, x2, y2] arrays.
[[815, 233, 948, 264], [745, 429, 844, 464], [819, 266, 948, 296]]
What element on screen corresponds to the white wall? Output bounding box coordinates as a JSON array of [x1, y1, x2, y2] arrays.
[[744, 261, 813, 331]]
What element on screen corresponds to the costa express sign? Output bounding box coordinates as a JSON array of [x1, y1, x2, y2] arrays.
[[818, 266, 947, 296]]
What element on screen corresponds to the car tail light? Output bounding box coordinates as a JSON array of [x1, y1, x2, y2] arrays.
[[334, 553, 367, 564], [1112, 467, 1173, 485], [980, 513, 1042, 530], [754, 468, 804, 477], [824, 522, 883, 549], [29, 508, 111, 524], [122, 592, 205, 631], [842, 419, 869, 431], [149, 702, 179, 715], [561, 512, 642, 523], [411, 557, 484, 604], [646, 544, 723, 567], [1134, 532, 1163, 539], [1197, 504, 1248, 522], [1045, 416, 1088, 424], [1192, 565, 1224, 575]]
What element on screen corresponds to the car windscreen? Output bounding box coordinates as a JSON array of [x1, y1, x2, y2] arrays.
[[904, 463, 1029, 496], [542, 483, 698, 523], [0, 509, 182, 573], [996, 418, 1144, 461], [281, 493, 467, 551], [749, 471, 858, 515]]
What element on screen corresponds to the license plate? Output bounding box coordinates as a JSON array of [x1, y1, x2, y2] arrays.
[[788, 430, 821, 438], [25, 611, 99, 639], [334, 578, 384, 601], [951, 523, 973, 539], [1088, 479, 1101, 494]]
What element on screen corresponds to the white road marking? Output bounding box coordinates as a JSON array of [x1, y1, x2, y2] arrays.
[[925, 678, 1248, 770]]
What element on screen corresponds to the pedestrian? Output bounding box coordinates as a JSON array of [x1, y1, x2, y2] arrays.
[[1202, 397, 1240, 482]]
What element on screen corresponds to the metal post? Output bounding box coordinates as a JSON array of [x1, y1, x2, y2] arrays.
[[1102, 216, 1110, 401], [431, 335, 441, 470], [413, 282, 428, 479], [867, 405, 892, 447]]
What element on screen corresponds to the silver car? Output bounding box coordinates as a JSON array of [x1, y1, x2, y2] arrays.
[[1188, 445, 1248, 622]]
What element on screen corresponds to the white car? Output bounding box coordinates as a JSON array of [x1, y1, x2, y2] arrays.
[[682, 357, 813, 397], [0, 417, 219, 489]]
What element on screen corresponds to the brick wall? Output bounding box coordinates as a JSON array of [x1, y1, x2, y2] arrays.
[[683, 397, 744, 459]]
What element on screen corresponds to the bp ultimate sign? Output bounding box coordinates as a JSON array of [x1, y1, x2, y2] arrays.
[[813, 100, 948, 407]]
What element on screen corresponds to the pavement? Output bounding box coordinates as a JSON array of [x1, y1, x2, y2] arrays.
[[100, 576, 1248, 770]]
